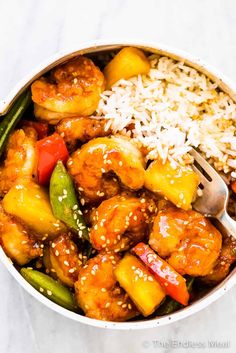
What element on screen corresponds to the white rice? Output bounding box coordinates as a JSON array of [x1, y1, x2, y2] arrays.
[[96, 55, 236, 178]]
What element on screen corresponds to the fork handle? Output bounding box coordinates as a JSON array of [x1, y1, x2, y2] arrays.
[[217, 211, 236, 239]]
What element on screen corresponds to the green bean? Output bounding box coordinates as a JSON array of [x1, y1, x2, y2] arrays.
[[21, 268, 76, 311], [0, 90, 31, 158], [49, 161, 89, 241]]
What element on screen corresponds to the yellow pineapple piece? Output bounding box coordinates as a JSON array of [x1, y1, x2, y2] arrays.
[[104, 47, 150, 89], [145, 159, 199, 210], [3, 179, 66, 240], [115, 254, 166, 317]]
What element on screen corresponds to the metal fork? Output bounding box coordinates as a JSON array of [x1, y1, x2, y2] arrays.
[[190, 149, 236, 239]]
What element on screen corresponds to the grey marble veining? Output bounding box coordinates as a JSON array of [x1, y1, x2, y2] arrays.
[[0, 0, 236, 352]]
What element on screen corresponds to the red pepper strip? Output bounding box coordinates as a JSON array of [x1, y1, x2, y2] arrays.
[[132, 242, 189, 306], [21, 120, 49, 139], [231, 181, 236, 194], [36, 133, 69, 185]]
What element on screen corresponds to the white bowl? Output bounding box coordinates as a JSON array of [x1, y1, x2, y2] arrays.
[[0, 40, 236, 329]]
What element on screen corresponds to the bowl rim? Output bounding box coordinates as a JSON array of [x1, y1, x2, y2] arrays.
[[0, 39, 236, 329]]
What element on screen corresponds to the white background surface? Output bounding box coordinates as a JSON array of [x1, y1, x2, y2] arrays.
[[0, 0, 235, 352]]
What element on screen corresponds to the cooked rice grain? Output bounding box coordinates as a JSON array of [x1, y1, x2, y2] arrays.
[[96, 55, 236, 177]]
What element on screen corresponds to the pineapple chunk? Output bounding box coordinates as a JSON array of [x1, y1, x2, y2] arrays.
[[104, 47, 150, 89], [145, 160, 199, 210], [2, 179, 66, 240], [115, 254, 166, 317]]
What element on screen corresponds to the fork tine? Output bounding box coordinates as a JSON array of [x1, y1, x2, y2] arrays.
[[191, 164, 209, 188], [190, 149, 224, 183]]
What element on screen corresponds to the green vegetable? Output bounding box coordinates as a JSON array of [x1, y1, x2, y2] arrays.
[[21, 268, 76, 311], [156, 277, 194, 316], [0, 90, 31, 158], [49, 161, 89, 241]]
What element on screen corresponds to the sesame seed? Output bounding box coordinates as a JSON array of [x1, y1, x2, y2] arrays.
[[15, 185, 23, 190], [21, 240, 27, 244], [170, 180, 174, 184], [105, 302, 111, 308], [47, 290, 52, 296], [81, 276, 87, 281], [179, 193, 184, 200], [101, 288, 106, 292], [133, 216, 138, 221], [101, 168, 106, 173], [84, 304, 89, 309], [58, 196, 63, 202], [80, 198, 85, 206], [100, 235, 106, 241], [73, 78, 78, 84], [65, 249, 70, 254], [117, 301, 123, 306], [119, 161, 123, 166], [64, 260, 69, 266], [122, 303, 127, 308], [35, 194, 41, 199], [91, 269, 96, 276], [148, 276, 154, 282], [72, 205, 78, 210], [67, 160, 73, 166], [73, 213, 78, 220], [128, 304, 132, 310], [69, 268, 75, 273], [55, 250, 59, 256], [39, 287, 44, 293], [140, 198, 146, 204]]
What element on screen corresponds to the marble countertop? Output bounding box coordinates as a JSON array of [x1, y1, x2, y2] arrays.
[[0, 0, 235, 352]]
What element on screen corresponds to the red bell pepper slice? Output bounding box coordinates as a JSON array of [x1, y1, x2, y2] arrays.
[[231, 181, 236, 194], [132, 242, 189, 306], [21, 120, 49, 139], [36, 133, 69, 185]]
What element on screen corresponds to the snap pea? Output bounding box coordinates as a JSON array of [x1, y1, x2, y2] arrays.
[[0, 90, 31, 158], [49, 161, 89, 241], [156, 277, 194, 316], [21, 268, 76, 311]]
